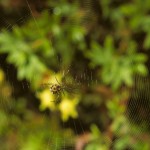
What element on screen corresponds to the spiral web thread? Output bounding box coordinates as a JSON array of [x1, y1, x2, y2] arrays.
[[0, 0, 97, 150], [0, 0, 149, 149]]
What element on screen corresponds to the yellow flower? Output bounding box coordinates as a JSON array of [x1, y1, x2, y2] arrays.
[[59, 97, 79, 121], [0, 69, 5, 83], [37, 89, 56, 111]]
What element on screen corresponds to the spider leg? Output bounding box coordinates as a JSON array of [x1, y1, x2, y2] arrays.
[[55, 76, 61, 85], [62, 89, 65, 96], [41, 83, 52, 88], [42, 83, 52, 86], [63, 68, 70, 77], [55, 93, 61, 104], [57, 93, 60, 99]]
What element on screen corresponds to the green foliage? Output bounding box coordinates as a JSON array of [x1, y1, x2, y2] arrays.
[[0, 0, 150, 149], [86, 36, 147, 90], [85, 124, 110, 150], [0, 93, 75, 150], [0, 0, 86, 86], [0, 27, 49, 85]]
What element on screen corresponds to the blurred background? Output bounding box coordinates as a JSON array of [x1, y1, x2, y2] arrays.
[[0, 0, 150, 149]]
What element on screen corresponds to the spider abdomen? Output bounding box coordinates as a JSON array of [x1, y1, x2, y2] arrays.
[[50, 84, 62, 94]]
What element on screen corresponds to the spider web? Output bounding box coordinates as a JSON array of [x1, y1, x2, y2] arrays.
[[0, 1, 98, 150], [0, 0, 150, 150]]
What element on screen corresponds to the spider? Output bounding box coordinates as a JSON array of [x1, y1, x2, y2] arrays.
[[41, 68, 80, 103], [42, 77, 65, 97], [42, 75, 77, 103], [49, 77, 65, 96]]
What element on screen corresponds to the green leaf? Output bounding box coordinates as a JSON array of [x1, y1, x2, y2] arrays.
[[86, 41, 104, 66], [144, 32, 150, 49], [133, 54, 148, 62], [120, 4, 137, 16], [136, 64, 148, 75]]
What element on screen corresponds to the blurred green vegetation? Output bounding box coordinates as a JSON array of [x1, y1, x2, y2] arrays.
[[0, 0, 150, 149]]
